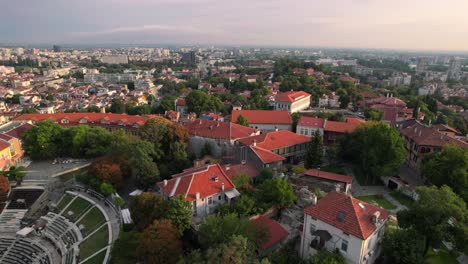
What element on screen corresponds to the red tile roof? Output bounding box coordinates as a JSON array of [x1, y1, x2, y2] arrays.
[[185, 119, 258, 140], [231, 110, 292, 125], [324, 120, 360, 133], [400, 122, 467, 148], [302, 169, 352, 184], [252, 216, 289, 250], [157, 164, 236, 201], [276, 91, 311, 103], [4, 123, 35, 139], [251, 146, 285, 164], [304, 192, 391, 240], [0, 140, 10, 151], [224, 163, 261, 179], [13, 113, 156, 127], [366, 96, 406, 108], [297, 116, 325, 128], [238, 130, 310, 150]]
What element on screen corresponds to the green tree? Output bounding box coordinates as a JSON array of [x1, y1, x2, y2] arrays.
[[206, 235, 256, 264], [382, 228, 425, 264], [339, 122, 405, 184], [364, 108, 383, 121], [291, 112, 300, 132], [231, 173, 251, 188], [200, 142, 213, 157], [397, 185, 468, 254], [129, 192, 170, 231], [305, 130, 323, 168], [198, 213, 268, 249], [258, 178, 297, 209], [310, 250, 345, 264], [2, 166, 26, 185], [235, 195, 256, 216], [22, 120, 64, 160], [255, 168, 273, 185], [186, 90, 210, 115], [421, 144, 468, 202], [236, 114, 249, 127], [166, 195, 192, 235], [139, 219, 183, 264], [99, 182, 115, 196], [20, 107, 39, 114]]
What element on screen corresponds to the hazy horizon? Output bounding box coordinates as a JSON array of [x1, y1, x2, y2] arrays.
[[2, 0, 468, 52]]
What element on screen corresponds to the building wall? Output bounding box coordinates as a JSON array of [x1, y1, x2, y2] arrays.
[[248, 123, 291, 132], [291, 96, 311, 113], [296, 126, 324, 137], [192, 191, 228, 218], [188, 136, 234, 159], [301, 214, 385, 264]]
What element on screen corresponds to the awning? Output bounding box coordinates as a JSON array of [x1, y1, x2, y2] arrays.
[[16, 227, 34, 237], [121, 209, 133, 224], [225, 189, 241, 199], [129, 189, 143, 196], [312, 229, 332, 241]]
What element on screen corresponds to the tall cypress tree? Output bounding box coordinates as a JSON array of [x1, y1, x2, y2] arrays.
[[305, 130, 323, 168]]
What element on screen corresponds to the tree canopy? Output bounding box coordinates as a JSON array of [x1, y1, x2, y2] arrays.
[[421, 144, 468, 202], [236, 114, 249, 127], [339, 122, 405, 184], [305, 130, 323, 169], [139, 219, 183, 264], [257, 178, 297, 209], [382, 228, 426, 264]]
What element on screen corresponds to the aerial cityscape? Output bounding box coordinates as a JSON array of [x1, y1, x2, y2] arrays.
[[0, 1, 467, 264]]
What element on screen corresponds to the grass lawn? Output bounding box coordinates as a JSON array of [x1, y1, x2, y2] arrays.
[[356, 195, 397, 210], [79, 225, 109, 260], [320, 164, 346, 175], [390, 191, 415, 208], [64, 197, 92, 219], [56, 194, 73, 211], [82, 249, 107, 264], [426, 246, 458, 264], [77, 207, 106, 233]]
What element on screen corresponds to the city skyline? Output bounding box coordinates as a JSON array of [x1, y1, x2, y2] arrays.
[[2, 0, 468, 52]]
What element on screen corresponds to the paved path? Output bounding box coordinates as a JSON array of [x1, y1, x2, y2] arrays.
[[344, 165, 407, 214]]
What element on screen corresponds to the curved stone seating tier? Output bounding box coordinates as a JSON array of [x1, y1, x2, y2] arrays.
[[0, 237, 52, 264]]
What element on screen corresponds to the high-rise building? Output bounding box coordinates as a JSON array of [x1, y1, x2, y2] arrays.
[[53, 45, 62, 52], [182, 51, 196, 65], [448, 57, 462, 80]]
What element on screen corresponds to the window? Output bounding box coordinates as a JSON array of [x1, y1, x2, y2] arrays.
[[310, 224, 316, 235], [208, 197, 213, 205], [218, 195, 221, 201], [341, 239, 348, 252], [305, 129, 308, 136]]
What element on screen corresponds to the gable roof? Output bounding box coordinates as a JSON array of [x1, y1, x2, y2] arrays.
[[304, 192, 390, 240], [297, 116, 325, 129], [3, 123, 35, 139], [302, 169, 352, 184], [252, 216, 289, 250], [231, 110, 292, 125], [324, 120, 360, 133], [157, 164, 236, 202], [276, 91, 311, 103], [400, 122, 467, 148], [185, 119, 258, 140], [238, 130, 310, 150], [251, 146, 285, 164], [14, 113, 155, 127]]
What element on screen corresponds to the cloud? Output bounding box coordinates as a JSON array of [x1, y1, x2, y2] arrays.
[[71, 24, 209, 36]]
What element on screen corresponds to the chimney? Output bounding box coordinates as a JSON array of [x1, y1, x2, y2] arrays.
[[225, 164, 230, 171], [252, 139, 257, 147], [419, 130, 422, 136], [195, 192, 200, 200], [335, 184, 341, 193], [199, 119, 202, 125], [163, 180, 168, 187], [371, 211, 381, 224], [312, 195, 317, 205], [216, 122, 220, 127], [275, 126, 278, 132], [386, 93, 389, 98], [241, 160, 246, 165], [221, 183, 225, 192]]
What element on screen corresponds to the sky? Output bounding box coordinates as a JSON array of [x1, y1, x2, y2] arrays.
[[1, 0, 468, 51]]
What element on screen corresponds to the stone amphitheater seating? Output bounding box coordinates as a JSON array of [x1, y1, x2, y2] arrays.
[[0, 237, 52, 264]]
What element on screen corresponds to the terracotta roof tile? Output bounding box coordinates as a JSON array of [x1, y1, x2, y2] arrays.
[[231, 110, 292, 125], [302, 169, 352, 184], [251, 146, 285, 164], [252, 216, 289, 250], [185, 119, 258, 140], [304, 192, 390, 240], [157, 164, 236, 201], [239, 130, 310, 150], [297, 116, 325, 128], [276, 91, 311, 103]]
